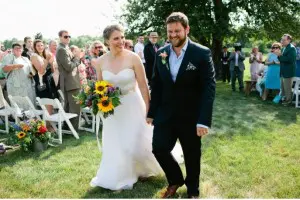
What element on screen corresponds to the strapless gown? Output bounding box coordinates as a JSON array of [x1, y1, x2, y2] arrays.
[[90, 68, 161, 190]]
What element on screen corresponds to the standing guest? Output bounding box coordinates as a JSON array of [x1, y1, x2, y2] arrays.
[[262, 43, 281, 100], [1, 45, 5, 52], [85, 41, 105, 81], [220, 46, 230, 83], [134, 34, 145, 66], [144, 32, 160, 85], [124, 40, 134, 51], [70, 45, 87, 85], [229, 43, 245, 92], [249, 47, 263, 81], [147, 12, 215, 198], [294, 42, 300, 77], [0, 43, 5, 62], [273, 34, 297, 105], [48, 40, 59, 88], [56, 30, 83, 129], [21, 36, 33, 59], [1, 43, 35, 108], [31, 39, 58, 115]]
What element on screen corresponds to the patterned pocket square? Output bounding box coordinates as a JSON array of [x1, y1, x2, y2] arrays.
[[186, 62, 197, 71]]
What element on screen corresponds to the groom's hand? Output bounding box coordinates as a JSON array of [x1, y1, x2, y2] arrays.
[[146, 118, 153, 125], [197, 127, 208, 137]]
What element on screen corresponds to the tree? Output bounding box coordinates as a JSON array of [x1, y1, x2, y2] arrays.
[[122, 0, 300, 77]]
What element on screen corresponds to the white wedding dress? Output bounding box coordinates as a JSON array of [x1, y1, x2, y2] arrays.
[[90, 68, 183, 190]]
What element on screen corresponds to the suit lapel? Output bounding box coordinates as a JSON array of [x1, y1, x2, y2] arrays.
[[176, 40, 191, 81], [165, 46, 173, 82]]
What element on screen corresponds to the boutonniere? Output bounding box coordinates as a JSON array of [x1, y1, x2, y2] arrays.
[[159, 51, 169, 70], [186, 62, 197, 71], [159, 51, 168, 65]]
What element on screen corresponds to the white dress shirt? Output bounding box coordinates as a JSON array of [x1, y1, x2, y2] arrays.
[[134, 42, 145, 63], [235, 52, 239, 66]]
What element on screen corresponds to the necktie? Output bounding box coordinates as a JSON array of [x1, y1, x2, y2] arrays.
[[153, 45, 158, 52]]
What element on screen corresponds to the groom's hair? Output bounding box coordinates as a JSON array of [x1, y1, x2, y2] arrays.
[[166, 12, 189, 28]]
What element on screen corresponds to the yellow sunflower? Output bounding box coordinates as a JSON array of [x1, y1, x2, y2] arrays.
[[17, 131, 26, 139], [94, 81, 109, 95], [97, 96, 114, 113]]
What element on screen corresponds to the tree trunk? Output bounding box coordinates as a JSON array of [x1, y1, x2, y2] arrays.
[[212, 37, 223, 80], [212, 0, 230, 80]]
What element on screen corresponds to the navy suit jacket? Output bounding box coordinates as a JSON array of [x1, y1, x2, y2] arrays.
[[148, 39, 216, 127]]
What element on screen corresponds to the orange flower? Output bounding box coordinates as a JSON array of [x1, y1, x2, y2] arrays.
[[21, 124, 31, 132]]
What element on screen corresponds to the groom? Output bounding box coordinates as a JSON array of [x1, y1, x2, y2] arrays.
[[147, 12, 216, 198]]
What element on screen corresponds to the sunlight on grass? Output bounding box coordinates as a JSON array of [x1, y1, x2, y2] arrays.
[[1, 80, 300, 198]]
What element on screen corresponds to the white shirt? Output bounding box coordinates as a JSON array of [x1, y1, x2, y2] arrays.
[[169, 39, 188, 82], [134, 42, 145, 63], [235, 52, 239, 66], [223, 52, 228, 64]]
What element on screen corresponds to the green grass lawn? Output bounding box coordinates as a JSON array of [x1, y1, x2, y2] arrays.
[[1, 79, 300, 198]]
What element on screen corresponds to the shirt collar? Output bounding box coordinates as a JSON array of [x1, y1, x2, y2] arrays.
[[170, 38, 189, 54]]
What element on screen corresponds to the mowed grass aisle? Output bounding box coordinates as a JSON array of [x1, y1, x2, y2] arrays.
[[1, 81, 300, 198]]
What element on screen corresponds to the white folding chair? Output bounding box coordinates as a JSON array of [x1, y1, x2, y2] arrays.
[[58, 89, 96, 133], [78, 107, 96, 133], [8, 95, 43, 122], [57, 89, 65, 108], [0, 99, 14, 134], [292, 77, 300, 108], [36, 97, 79, 144]]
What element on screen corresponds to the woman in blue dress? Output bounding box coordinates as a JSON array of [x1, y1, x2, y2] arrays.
[[295, 42, 300, 77], [262, 42, 281, 100]]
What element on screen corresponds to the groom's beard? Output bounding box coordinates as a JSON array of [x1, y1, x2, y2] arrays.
[[169, 35, 187, 48]]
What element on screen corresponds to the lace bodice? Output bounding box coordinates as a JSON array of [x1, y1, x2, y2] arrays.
[[102, 68, 136, 94]]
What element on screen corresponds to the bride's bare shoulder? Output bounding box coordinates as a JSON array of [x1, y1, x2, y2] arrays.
[[96, 53, 109, 65], [124, 49, 138, 58]]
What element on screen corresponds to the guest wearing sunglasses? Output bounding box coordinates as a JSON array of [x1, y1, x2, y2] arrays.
[[124, 40, 134, 51], [262, 43, 282, 100], [56, 30, 83, 129], [84, 41, 106, 81]]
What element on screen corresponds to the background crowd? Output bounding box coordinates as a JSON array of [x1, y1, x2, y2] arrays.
[[0, 31, 299, 132]]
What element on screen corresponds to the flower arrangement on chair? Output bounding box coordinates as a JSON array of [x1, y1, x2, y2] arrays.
[[74, 80, 122, 118], [8, 119, 51, 152]]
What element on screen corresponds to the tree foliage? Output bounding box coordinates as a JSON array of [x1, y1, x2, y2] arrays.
[[122, 0, 300, 76]]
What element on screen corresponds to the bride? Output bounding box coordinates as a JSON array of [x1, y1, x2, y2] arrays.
[[90, 24, 162, 190], [90, 24, 183, 191]]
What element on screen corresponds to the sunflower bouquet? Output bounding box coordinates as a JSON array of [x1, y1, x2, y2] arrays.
[[7, 119, 51, 151], [74, 80, 122, 118]]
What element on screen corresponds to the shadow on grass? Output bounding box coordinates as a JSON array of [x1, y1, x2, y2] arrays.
[[0, 131, 98, 167], [205, 82, 300, 145], [82, 176, 168, 198]]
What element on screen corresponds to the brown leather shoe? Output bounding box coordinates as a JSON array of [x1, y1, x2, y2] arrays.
[[160, 185, 181, 198]]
